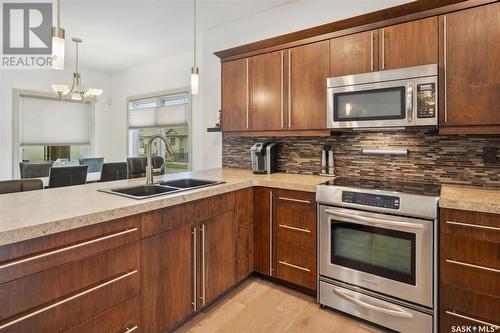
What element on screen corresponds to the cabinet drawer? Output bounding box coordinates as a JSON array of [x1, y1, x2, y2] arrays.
[[441, 208, 500, 243], [440, 284, 499, 331], [64, 296, 140, 333], [276, 223, 315, 250], [440, 257, 499, 296], [0, 242, 140, 325], [141, 203, 193, 238], [0, 217, 139, 284], [441, 309, 499, 333], [194, 192, 235, 222], [0, 267, 139, 333], [276, 243, 316, 290], [275, 189, 315, 209]]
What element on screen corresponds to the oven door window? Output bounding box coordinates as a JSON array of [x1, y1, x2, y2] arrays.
[[334, 87, 405, 121], [331, 222, 416, 285]]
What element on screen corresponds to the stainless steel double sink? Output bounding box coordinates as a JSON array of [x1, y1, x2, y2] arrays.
[[99, 178, 225, 199]]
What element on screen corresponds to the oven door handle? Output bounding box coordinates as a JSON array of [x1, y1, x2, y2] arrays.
[[333, 288, 413, 319], [325, 209, 423, 230]]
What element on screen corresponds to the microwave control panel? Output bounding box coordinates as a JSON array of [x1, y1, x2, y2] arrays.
[[342, 191, 400, 210], [416, 83, 436, 119]]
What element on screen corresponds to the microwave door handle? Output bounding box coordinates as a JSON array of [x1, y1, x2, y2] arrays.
[[406, 83, 413, 122], [324, 209, 423, 230], [333, 288, 413, 319]]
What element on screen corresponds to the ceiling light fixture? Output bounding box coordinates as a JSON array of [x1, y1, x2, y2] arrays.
[[190, 0, 199, 95], [51, 38, 103, 102], [52, 0, 65, 70]]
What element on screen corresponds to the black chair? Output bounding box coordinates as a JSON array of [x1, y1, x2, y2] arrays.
[[79, 157, 104, 173], [48, 165, 88, 188], [0, 179, 44, 194], [126, 157, 164, 179], [100, 162, 128, 182], [19, 161, 53, 179]]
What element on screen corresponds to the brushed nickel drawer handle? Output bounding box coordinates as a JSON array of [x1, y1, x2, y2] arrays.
[[278, 260, 310, 272], [278, 224, 311, 233], [446, 220, 500, 232], [446, 259, 500, 274], [278, 197, 311, 204], [192, 227, 197, 311], [0, 228, 138, 270], [0, 269, 138, 330], [200, 224, 206, 306], [124, 325, 139, 333], [445, 310, 499, 328]]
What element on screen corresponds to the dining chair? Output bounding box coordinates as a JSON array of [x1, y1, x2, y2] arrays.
[[48, 165, 88, 188], [79, 157, 105, 173], [100, 162, 128, 182], [19, 161, 54, 179], [126, 157, 165, 179], [0, 179, 44, 194]]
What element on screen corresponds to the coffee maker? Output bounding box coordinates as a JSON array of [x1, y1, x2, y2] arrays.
[[250, 141, 279, 174]]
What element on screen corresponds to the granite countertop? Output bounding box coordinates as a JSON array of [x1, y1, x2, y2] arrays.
[[0, 168, 334, 246], [440, 184, 500, 215]]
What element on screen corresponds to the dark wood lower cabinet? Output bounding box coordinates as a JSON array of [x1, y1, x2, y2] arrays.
[[234, 188, 254, 281], [254, 187, 273, 276], [141, 223, 194, 333]]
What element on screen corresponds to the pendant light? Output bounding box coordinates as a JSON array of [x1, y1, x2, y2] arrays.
[[51, 38, 103, 102], [52, 0, 65, 70], [190, 0, 199, 95]]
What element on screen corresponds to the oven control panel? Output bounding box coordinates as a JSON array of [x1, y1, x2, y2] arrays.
[[342, 191, 400, 210]]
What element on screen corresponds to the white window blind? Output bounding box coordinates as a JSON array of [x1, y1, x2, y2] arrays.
[[128, 92, 188, 128], [20, 97, 90, 145]]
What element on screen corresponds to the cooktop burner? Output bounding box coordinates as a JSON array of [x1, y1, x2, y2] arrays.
[[321, 177, 441, 197]]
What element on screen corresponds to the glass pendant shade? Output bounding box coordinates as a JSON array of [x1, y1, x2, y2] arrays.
[[52, 27, 65, 70], [191, 67, 199, 95], [51, 84, 70, 95]]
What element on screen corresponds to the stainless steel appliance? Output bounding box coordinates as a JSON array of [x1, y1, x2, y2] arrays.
[[316, 178, 440, 333], [250, 141, 279, 174], [327, 64, 438, 130]]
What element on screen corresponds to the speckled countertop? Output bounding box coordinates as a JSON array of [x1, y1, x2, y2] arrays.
[[0, 168, 334, 246], [440, 184, 500, 215]]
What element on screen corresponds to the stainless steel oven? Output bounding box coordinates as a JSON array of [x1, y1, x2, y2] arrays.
[[316, 178, 440, 333], [319, 206, 433, 307], [327, 64, 437, 130]]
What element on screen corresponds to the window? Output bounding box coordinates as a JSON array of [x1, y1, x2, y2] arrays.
[[127, 90, 191, 172]]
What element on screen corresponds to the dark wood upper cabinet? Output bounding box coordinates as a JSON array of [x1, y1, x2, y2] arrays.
[[141, 223, 194, 333], [439, 2, 500, 134], [380, 17, 438, 70], [222, 58, 250, 131], [330, 30, 378, 77], [251, 51, 284, 130], [289, 40, 329, 130]]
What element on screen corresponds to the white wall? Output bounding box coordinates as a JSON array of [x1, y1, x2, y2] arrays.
[[200, 0, 410, 169], [0, 67, 112, 180]]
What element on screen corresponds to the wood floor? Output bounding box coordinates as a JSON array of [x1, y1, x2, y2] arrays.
[[174, 278, 387, 333]]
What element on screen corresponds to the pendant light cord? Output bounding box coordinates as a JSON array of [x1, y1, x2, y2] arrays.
[[193, 0, 196, 67]]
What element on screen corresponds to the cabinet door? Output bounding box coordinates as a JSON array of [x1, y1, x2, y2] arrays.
[[439, 3, 500, 132], [289, 40, 329, 130], [234, 188, 254, 281], [251, 51, 284, 130], [254, 187, 274, 276], [381, 17, 437, 70], [200, 210, 236, 306], [330, 30, 378, 77], [222, 58, 250, 131], [141, 223, 194, 333]]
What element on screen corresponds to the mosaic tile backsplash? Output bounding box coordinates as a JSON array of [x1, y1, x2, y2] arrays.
[[222, 130, 500, 187]]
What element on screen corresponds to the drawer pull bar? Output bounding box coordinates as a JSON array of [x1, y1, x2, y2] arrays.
[[446, 220, 500, 232], [0, 270, 138, 330], [446, 259, 500, 274], [0, 228, 138, 270], [445, 310, 499, 329], [278, 260, 310, 272], [278, 224, 311, 233], [278, 197, 311, 204], [124, 325, 139, 333]]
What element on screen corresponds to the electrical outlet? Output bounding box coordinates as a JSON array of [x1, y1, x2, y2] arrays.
[[483, 147, 498, 164]]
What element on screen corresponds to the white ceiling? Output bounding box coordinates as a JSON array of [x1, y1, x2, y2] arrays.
[[61, 0, 297, 73]]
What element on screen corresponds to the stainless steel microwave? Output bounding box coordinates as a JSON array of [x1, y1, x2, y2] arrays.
[[327, 64, 438, 130]]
